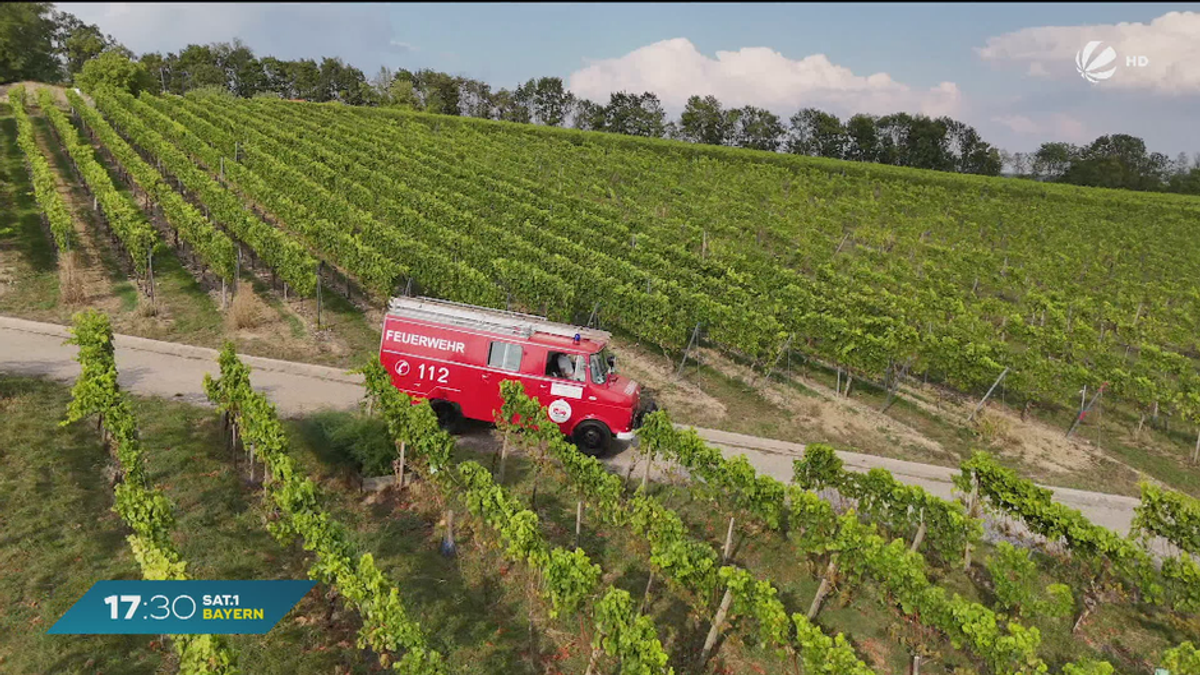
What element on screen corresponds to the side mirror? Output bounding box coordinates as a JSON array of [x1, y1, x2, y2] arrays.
[[607, 356, 616, 370]]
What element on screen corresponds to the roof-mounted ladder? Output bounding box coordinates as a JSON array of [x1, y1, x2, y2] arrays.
[[387, 296, 611, 342]]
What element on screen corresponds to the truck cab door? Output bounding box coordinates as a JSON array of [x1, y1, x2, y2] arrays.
[[540, 352, 587, 427]]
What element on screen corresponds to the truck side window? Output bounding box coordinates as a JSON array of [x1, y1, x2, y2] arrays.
[[488, 341, 523, 372], [547, 352, 586, 381]]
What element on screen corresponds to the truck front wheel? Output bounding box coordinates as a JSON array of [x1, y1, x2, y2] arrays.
[[572, 420, 612, 457]]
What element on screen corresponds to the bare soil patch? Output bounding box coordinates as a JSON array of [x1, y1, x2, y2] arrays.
[[57, 250, 85, 305], [226, 280, 265, 329], [0, 259, 18, 297], [1, 81, 92, 108], [613, 341, 728, 421], [695, 345, 953, 461], [34, 121, 122, 311]]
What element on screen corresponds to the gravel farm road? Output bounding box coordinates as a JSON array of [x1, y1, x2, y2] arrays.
[[0, 315, 1143, 539]]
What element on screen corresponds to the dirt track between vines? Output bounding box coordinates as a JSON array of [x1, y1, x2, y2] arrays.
[[1, 314, 1164, 551]]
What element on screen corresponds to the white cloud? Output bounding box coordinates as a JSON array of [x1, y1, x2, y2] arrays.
[[1026, 62, 1049, 78], [976, 11, 1200, 94], [567, 37, 964, 119], [989, 112, 1090, 145], [56, 3, 269, 52], [993, 114, 1040, 135], [1049, 113, 1089, 144]]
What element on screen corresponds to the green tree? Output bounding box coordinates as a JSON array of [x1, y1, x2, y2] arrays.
[[943, 118, 1002, 176], [213, 39, 263, 98], [410, 68, 461, 115], [459, 77, 493, 118], [389, 76, 422, 110], [491, 87, 532, 123], [0, 2, 62, 82], [76, 50, 154, 96], [316, 57, 368, 104], [289, 59, 322, 100], [173, 44, 226, 92], [1168, 167, 1200, 195], [843, 113, 880, 162], [679, 94, 735, 145], [54, 11, 118, 79], [902, 115, 952, 170], [137, 52, 170, 94], [1060, 134, 1170, 191], [732, 105, 784, 151], [529, 76, 574, 126], [1032, 142, 1077, 180], [603, 91, 665, 137], [572, 98, 606, 131], [260, 56, 294, 97], [369, 65, 394, 104], [876, 112, 911, 165], [787, 108, 846, 158]]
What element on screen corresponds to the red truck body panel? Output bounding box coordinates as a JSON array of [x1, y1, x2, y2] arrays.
[[377, 297, 645, 440]]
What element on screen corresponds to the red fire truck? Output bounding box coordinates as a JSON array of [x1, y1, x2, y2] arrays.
[[378, 296, 656, 455]]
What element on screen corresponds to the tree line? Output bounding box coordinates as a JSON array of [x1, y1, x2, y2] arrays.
[[3, 2, 1197, 194], [1015, 137, 1200, 195]]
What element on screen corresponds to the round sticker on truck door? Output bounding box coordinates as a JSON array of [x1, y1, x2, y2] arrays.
[[547, 399, 573, 423]]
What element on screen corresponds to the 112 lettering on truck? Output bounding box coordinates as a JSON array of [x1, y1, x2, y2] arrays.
[[378, 296, 657, 455]]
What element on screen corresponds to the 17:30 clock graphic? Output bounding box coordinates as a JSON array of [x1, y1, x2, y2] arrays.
[[49, 580, 315, 635], [103, 593, 199, 621]]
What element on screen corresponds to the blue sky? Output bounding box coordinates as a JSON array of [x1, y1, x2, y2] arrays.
[[384, 3, 1189, 86], [59, 3, 1200, 156]]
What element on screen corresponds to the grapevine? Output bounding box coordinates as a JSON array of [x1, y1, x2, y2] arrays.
[[62, 310, 237, 674], [205, 347, 447, 674], [35, 87, 157, 277], [9, 85, 74, 252]]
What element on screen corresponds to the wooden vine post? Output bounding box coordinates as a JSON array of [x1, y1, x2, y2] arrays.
[[675, 322, 702, 379], [807, 553, 840, 619], [394, 440, 406, 489], [699, 585, 735, 667], [574, 500, 584, 549], [963, 473, 979, 570], [640, 447, 653, 493], [440, 509, 456, 558], [147, 250, 156, 311], [639, 570, 654, 615], [968, 366, 1009, 423], [315, 262, 323, 330], [1066, 382, 1107, 439], [756, 333, 794, 388], [722, 516, 736, 563], [497, 425, 511, 483]]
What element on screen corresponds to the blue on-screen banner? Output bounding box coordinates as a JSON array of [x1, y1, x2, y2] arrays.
[[47, 580, 316, 635]]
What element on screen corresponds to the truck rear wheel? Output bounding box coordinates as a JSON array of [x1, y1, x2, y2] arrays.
[[572, 420, 612, 457], [430, 399, 463, 434]]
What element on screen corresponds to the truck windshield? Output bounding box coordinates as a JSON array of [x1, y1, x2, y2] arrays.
[[590, 349, 611, 385]]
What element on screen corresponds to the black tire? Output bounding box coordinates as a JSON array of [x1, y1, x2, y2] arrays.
[[430, 399, 464, 434], [572, 420, 612, 457]]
